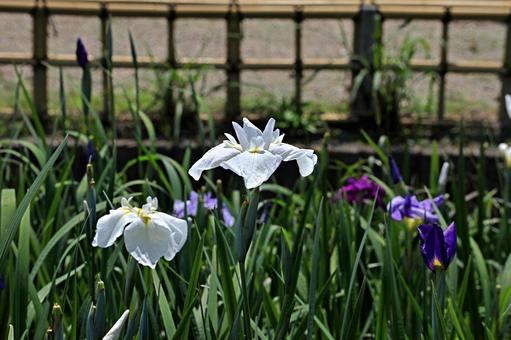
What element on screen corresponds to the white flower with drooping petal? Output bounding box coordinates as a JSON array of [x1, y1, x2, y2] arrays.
[[92, 196, 188, 268], [188, 117, 318, 189], [499, 143, 511, 168]]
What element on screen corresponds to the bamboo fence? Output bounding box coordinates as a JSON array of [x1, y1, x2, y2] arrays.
[[1, 0, 511, 130]]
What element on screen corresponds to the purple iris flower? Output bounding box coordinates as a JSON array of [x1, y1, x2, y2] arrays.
[[388, 194, 444, 224], [418, 222, 456, 272], [389, 156, 403, 184], [174, 191, 234, 227], [0, 273, 5, 290], [336, 175, 385, 206], [76, 38, 89, 69]]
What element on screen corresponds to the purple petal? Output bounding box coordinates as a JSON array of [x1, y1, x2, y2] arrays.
[[418, 223, 448, 272], [76, 38, 89, 69], [188, 191, 199, 216], [203, 192, 218, 210], [389, 156, 403, 184], [222, 204, 234, 227], [443, 222, 457, 264], [0, 273, 5, 290], [173, 200, 186, 218]]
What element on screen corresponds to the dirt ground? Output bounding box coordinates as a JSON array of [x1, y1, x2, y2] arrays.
[[0, 11, 506, 122]]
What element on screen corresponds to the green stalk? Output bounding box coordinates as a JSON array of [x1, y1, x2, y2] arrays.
[[432, 269, 446, 340]]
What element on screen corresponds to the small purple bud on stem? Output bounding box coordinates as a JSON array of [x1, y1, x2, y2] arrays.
[[389, 156, 403, 184], [76, 38, 89, 69]]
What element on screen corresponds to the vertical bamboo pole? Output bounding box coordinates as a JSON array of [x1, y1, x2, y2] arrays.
[[33, 0, 48, 124], [437, 7, 451, 121], [294, 6, 304, 115], [165, 4, 176, 119], [226, 1, 242, 121], [500, 13, 511, 137], [100, 3, 110, 126]]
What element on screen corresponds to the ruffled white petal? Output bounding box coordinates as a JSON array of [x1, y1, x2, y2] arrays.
[[221, 151, 282, 189], [296, 153, 318, 177], [124, 218, 174, 269], [153, 212, 188, 261], [270, 143, 317, 177], [92, 208, 136, 248], [188, 143, 240, 180]]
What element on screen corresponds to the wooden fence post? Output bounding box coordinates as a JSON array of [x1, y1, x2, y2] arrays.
[[294, 6, 304, 115], [500, 13, 511, 137], [350, 4, 378, 125], [226, 1, 242, 121], [100, 3, 110, 126], [33, 0, 48, 124], [438, 7, 451, 121], [164, 4, 176, 119]]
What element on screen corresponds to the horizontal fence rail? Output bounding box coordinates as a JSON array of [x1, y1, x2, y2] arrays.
[[1, 0, 511, 133]]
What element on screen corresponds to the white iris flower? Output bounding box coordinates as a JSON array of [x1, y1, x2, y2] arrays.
[[188, 117, 318, 189], [92, 196, 188, 268]]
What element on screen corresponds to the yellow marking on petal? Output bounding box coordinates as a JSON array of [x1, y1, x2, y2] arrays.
[[135, 208, 152, 226], [433, 257, 443, 268], [404, 217, 422, 231], [249, 146, 263, 154]]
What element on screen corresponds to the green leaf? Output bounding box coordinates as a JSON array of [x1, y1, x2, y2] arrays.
[[0, 135, 68, 266]]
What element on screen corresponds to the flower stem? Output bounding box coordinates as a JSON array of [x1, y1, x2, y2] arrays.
[[432, 269, 446, 340]]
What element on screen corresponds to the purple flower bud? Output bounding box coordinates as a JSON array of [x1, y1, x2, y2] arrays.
[[76, 38, 89, 69], [418, 222, 456, 272], [389, 156, 403, 184], [87, 140, 95, 162]]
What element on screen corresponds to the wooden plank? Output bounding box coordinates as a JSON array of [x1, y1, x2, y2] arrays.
[[0, 53, 502, 73]]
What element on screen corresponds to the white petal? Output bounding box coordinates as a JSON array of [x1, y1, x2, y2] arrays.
[[153, 212, 188, 261], [224, 133, 238, 145], [270, 143, 317, 177], [92, 208, 136, 248], [262, 118, 275, 148], [506, 94, 511, 119], [103, 309, 130, 340], [188, 143, 240, 180], [124, 218, 174, 268], [233, 122, 249, 149], [296, 153, 318, 177], [499, 143, 509, 151], [221, 151, 282, 189], [242, 117, 263, 141]]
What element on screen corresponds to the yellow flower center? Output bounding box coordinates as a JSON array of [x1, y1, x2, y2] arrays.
[[136, 208, 151, 225], [404, 217, 423, 231], [249, 146, 263, 154], [433, 257, 443, 268]]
